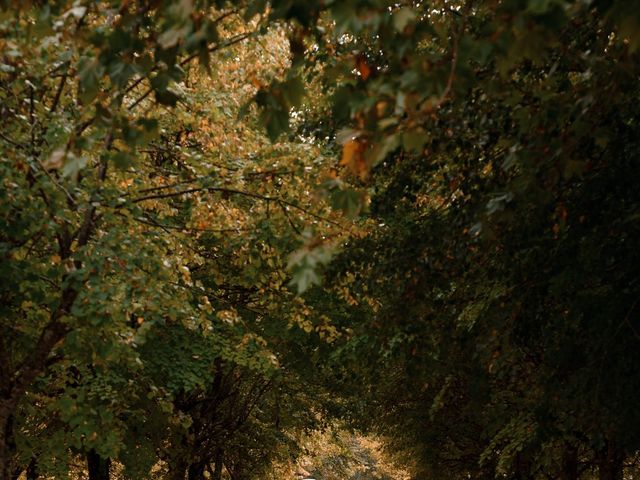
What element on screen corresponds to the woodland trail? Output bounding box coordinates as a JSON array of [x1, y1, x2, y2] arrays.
[[290, 431, 411, 480]]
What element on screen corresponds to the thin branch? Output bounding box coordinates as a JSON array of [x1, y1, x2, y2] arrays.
[[0, 132, 25, 149], [125, 168, 295, 197], [29, 83, 36, 151], [132, 179, 198, 195], [278, 197, 345, 229], [123, 9, 240, 96], [180, 30, 254, 68], [244, 169, 296, 178], [422, 1, 472, 112], [127, 30, 256, 111], [129, 186, 218, 203], [278, 201, 303, 235], [133, 215, 255, 234], [75, 118, 94, 137], [126, 185, 346, 229], [34, 157, 77, 207], [167, 280, 266, 317], [624, 297, 640, 341], [49, 72, 68, 114], [127, 88, 153, 111]]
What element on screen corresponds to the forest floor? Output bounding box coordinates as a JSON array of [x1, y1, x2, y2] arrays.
[[273, 428, 412, 480]]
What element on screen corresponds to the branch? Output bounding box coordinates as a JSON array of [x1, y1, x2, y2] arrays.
[[127, 30, 256, 111], [123, 9, 240, 96], [127, 88, 153, 111], [422, 1, 472, 112], [11, 289, 75, 403], [624, 297, 640, 342], [0, 132, 26, 150], [126, 186, 346, 229], [72, 132, 112, 247], [132, 215, 255, 234], [279, 201, 302, 235], [180, 29, 253, 68], [124, 168, 295, 197], [34, 158, 77, 207], [49, 72, 68, 114]]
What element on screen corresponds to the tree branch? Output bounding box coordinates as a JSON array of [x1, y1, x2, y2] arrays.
[[126, 185, 345, 228], [49, 72, 68, 114], [421, 1, 473, 112], [127, 30, 257, 111]]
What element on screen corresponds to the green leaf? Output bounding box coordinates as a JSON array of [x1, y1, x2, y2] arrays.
[[282, 75, 305, 108], [329, 187, 363, 219], [158, 24, 190, 49], [288, 266, 320, 294], [108, 61, 134, 88], [371, 134, 399, 166], [401, 130, 428, 153], [154, 89, 180, 106], [112, 152, 135, 170], [78, 57, 104, 104], [61, 153, 88, 179], [393, 7, 416, 32]]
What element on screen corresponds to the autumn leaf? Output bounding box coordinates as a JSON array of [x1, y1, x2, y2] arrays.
[[250, 73, 262, 89], [341, 139, 368, 180], [356, 55, 371, 81]]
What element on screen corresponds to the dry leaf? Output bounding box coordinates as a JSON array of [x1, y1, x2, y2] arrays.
[[43, 149, 66, 171], [341, 139, 368, 179]]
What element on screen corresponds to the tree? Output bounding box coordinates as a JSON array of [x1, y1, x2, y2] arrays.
[[299, 1, 640, 478], [2, 1, 640, 479], [0, 1, 342, 478]]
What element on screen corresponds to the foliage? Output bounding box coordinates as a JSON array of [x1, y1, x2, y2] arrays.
[[300, 1, 640, 479], [0, 2, 344, 479], [1, 1, 640, 480]]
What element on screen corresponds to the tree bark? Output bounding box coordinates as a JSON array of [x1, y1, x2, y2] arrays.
[[187, 461, 206, 480], [25, 458, 38, 480], [0, 405, 15, 480], [560, 445, 578, 480], [0, 297, 73, 480], [598, 440, 623, 480], [514, 452, 531, 480], [87, 449, 110, 480], [212, 449, 223, 480], [170, 457, 187, 480], [0, 109, 108, 480]]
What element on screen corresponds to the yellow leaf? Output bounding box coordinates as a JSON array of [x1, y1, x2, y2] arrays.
[[376, 101, 388, 117]]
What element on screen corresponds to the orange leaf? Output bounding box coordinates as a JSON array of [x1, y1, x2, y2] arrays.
[[356, 55, 371, 80], [341, 139, 368, 179], [249, 74, 262, 89]]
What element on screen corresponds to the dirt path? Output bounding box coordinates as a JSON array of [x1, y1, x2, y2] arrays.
[[293, 430, 411, 480]]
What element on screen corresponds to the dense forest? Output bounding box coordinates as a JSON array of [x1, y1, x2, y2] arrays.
[[1, 1, 639, 479]]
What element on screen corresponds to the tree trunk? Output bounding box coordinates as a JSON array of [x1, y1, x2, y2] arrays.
[[212, 449, 223, 480], [170, 457, 187, 480], [514, 452, 531, 480], [25, 458, 38, 480], [599, 440, 623, 480], [0, 404, 15, 480], [560, 445, 578, 480], [0, 306, 72, 480], [87, 450, 110, 480], [12, 458, 39, 480], [187, 461, 206, 480]]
